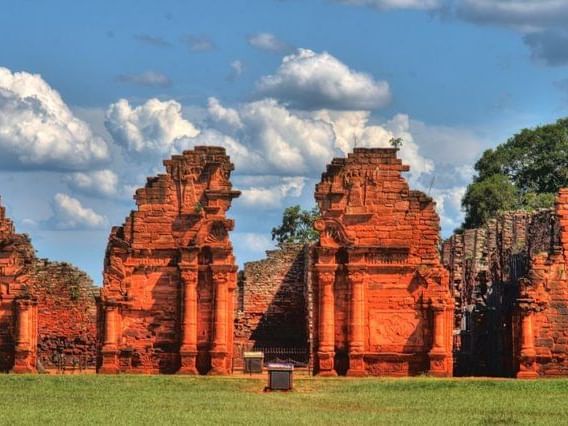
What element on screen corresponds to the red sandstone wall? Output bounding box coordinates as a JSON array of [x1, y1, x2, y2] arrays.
[[0, 199, 97, 373], [443, 189, 568, 378], [30, 260, 97, 370], [99, 147, 240, 375], [233, 244, 309, 369], [312, 148, 453, 377]]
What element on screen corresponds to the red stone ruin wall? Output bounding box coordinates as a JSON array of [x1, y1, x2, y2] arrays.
[[312, 148, 453, 377], [443, 192, 568, 377], [99, 146, 240, 375], [233, 244, 309, 369], [31, 260, 97, 370], [0, 198, 97, 373]]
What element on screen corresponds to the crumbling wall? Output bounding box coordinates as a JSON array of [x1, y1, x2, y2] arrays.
[[443, 189, 567, 377], [99, 147, 240, 375], [30, 260, 97, 370], [233, 244, 309, 368], [312, 148, 453, 377], [0, 199, 97, 373]]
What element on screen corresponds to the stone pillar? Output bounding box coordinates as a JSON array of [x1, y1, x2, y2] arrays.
[[317, 269, 337, 376], [179, 268, 198, 374], [99, 302, 120, 374], [428, 302, 449, 377], [12, 299, 37, 373], [347, 269, 366, 376], [210, 269, 229, 375], [517, 301, 538, 379]]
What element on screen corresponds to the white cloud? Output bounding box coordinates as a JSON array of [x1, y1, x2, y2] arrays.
[[239, 177, 306, 208], [456, 0, 568, 32], [256, 49, 391, 110], [116, 71, 171, 87], [182, 34, 216, 52], [247, 33, 292, 53], [232, 232, 275, 253], [336, 0, 442, 10], [65, 169, 119, 198], [49, 193, 107, 229], [227, 60, 244, 81], [0, 67, 109, 170], [105, 98, 199, 158]]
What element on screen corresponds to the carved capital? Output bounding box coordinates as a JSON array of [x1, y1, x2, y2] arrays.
[[212, 271, 229, 285], [179, 269, 198, 286], [347, 270, 364, 285], [318, 271, 335, 286]]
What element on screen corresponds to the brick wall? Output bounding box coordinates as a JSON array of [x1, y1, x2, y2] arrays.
[[443, 190, 568, 377], [233, 244, 309, 368]]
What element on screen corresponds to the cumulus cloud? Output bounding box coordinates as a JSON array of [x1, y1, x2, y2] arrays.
[[116, 71, 172, 87], [105, 98, 199, 158], [48, 193, 107, 229], [64, 169, 119, 198], [256, 49, 391, 110], [239, 177, 307, 208], [182, 34, 216, 52], [247, 33, 292, 53], [0, 67, 109, 170], [232, 232, 275, 253], [335, 0, 442, 10], [456, 1, 568, 66], [456, 0, 568, 32]]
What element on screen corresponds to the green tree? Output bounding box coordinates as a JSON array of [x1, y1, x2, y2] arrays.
[[271, 205, 320, 244], [462, 118, 568, 228]]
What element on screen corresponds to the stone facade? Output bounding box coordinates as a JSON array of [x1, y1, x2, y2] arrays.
[[443, 189, 568, 377], [312, 148, 453, 377], [233, 244, 309, 369], [98, 147, 240, 375], [0, 199, 97, 373]]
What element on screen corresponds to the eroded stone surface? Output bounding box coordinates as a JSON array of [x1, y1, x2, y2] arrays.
[[233, 244, 309, 369], [98, 147, 240, 374], [444, 189, 568, 377], [0, 199, 97, 373], [312, 148, 453, 376]]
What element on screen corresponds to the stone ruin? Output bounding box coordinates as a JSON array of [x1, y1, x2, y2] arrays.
[[98, 146, 240, 374], [0, 199, 97, 373], [311, 148, 453, 376], [3, 142, 568, 379], [443, 189, 568, 377], [233, 244, 310, 369]]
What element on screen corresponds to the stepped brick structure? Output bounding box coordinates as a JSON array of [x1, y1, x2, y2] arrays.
[[233, 244, 310, 369], [311, 148, 453, 377], [98, 147, 240, 375], [443, 189, 568, 377], [0, 199, 97, 373]]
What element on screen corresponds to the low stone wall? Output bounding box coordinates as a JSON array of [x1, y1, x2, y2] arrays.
[[233, 244, 309, 369]]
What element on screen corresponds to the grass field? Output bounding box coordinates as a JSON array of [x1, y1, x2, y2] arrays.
[[0, 375, 567, 425]]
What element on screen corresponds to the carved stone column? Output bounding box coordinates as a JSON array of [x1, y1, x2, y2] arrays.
[[12, 299, 37, 373], [210, 269, 229, 375], [99, 302, 120, 374], [428, 301, 449, 377], [317, 269, 337, 376], [179, 268, 198, 374], [517, 299, 538, 379], [347, 269, 366, 376]]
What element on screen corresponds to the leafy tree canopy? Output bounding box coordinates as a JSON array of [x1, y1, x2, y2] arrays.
[[271, 205, 320, 244], [462, 118, 568, 229]]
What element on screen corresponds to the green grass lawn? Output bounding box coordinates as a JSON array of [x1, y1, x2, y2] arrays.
[[0, 375, 567, 425]]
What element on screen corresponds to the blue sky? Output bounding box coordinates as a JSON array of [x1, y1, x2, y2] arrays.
[[1, 0, 567, 283]]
